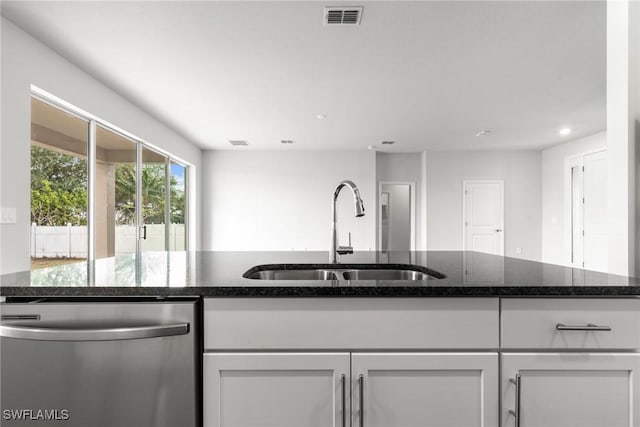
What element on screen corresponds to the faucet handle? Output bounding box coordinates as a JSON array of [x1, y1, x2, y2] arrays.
[[337, 246, 354, 255], [337, 232, 353, 255]]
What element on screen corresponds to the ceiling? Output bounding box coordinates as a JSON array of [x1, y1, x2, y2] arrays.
[[2, 1, 606, 152]]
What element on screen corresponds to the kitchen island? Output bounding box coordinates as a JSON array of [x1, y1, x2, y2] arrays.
[[1, 250, 639, 297], [2, 251, 639, 427]]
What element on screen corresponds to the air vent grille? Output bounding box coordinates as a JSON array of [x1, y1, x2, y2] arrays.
[[324, 7, 363, 25], [229, 140, 248, 146], [381, 141, 395, 145], [280, 140, 295, 145]]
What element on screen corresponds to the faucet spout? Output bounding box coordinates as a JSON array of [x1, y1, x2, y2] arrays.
[[331, 180, 365, 264]]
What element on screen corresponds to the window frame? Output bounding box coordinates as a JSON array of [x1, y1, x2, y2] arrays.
[[31, 86, 193, 261]]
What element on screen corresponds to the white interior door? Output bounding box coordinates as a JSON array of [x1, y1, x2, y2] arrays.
[[568, 160, 584, 267], [463, 181, 504, 255], [583, 150, 608, 272], [378, 182, 415, 252]]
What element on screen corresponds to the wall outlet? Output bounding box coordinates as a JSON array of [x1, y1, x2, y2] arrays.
[[0, 207, 17, 224], [515, 247, 522, 255]]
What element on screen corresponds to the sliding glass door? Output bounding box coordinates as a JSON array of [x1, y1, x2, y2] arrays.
[[30, 94, 191, 269], [140, 146, 168, 252], [95, 124, 138, 258], [30, 97, 89, 269]]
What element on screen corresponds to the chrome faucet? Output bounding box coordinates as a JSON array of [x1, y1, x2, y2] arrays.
[[331, 180, 365, 263]]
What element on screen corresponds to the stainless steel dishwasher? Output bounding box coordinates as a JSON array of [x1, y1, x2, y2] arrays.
[[0, 298, 199, 427]]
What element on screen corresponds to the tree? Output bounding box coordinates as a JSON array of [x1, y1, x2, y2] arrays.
[[114, 164, 136, 225], [31, 146, 185, 226], [114, 163, 185, 225], [30, 146, 88, 226]]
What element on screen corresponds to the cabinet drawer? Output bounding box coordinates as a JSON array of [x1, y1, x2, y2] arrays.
[[204, 298, 499, 350], [501, 298, 640, 349]]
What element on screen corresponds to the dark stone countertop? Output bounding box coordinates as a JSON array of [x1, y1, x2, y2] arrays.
[[1, 251, 639, 298]]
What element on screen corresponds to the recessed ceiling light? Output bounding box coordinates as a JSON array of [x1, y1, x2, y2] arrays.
[[475, 130, 493, 137], [228, 140, 248, 146], [367, 145, 378, 150], [559, 128, 572, 136], [316, 114, 327, 120], [280, 140, 295, 144]]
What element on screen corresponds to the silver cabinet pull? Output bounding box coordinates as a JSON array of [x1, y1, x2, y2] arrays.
[[0, 322, 189, 341], [359, 374, 364, 427], [340, 374, 346, 427], [508, 374, 521, 427], [556, 323, 612, 331]]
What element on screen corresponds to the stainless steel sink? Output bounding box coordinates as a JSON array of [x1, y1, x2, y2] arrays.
[[341, 269, 431, 280], [243, 264, 445, 281], [245, 269, 340, 280]]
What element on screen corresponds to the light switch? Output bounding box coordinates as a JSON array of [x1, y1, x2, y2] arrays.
[[0, 207, 17, 224]]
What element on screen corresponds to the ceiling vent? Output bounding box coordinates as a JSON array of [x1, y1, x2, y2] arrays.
[[228, 140, 248, 146], [280, 140, 295, 145], [324, 7, 363, 25], [381, 140, 395, 145]]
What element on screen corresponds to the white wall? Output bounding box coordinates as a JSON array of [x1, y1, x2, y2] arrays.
[[541, 132, 607, 267], [375, 152, 424, 250], [0, 18, 202, 273], [632, 0, 640, 276], [607, 0, 637, 276], [426, 151, 542, 261], [202, 150, 376, 252]]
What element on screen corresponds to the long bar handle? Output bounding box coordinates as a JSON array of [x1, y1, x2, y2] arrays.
[[0, 322, 189, 341], [359, 374, 364, 427], [340, 374, 346, 427], [556, 323, 611, 331], [508, 374, 521, 427]]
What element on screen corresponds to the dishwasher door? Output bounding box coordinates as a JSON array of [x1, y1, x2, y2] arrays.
[[0, 300, 198, 427]]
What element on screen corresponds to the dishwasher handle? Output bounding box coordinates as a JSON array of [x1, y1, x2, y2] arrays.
[[0, 322, 189, 341]]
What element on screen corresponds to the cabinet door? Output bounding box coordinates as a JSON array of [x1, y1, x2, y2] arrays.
[[352, 353, 498, 427], [502, 353, 640, 427], [204, 352, 350, 427]]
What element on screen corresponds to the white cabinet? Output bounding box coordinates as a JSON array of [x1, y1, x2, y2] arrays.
[[204, 298, 499, 350], [204, 353, 350, 427], [203, 297, 640, 427], [353, 353, 498, 427], [501, 299, 640, 349], [204, 352, 498, 427], [502, 353, 640, 427]]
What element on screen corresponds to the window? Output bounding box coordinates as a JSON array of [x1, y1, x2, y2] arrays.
[[30, 93, 191, 270]]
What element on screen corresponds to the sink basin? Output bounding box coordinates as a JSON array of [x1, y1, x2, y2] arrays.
[[244, 269, 340, 280], [341, 269, 431, 280], [243, 264, 445, 281]]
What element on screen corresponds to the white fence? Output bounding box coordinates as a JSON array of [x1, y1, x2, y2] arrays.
[[31, 224, 185, 258]]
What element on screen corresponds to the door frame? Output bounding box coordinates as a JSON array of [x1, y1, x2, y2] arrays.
[[462, 180, 504, 255], [377, 181, 416, 251], [563, 149, 607, 268]]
